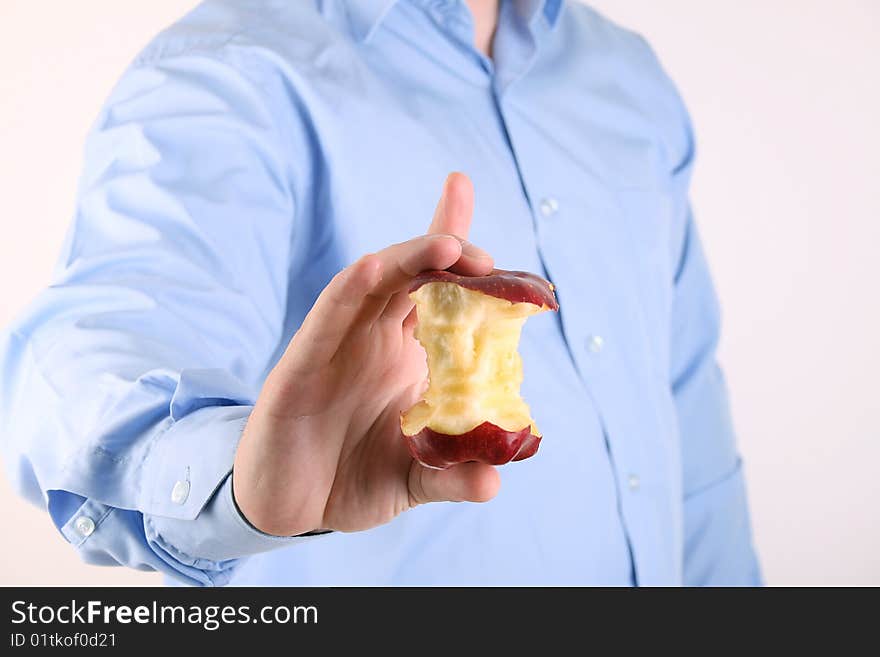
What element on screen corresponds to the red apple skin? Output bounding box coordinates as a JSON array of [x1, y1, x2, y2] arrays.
[[403, 422, 541, 470], [409, 269, 559, 311]]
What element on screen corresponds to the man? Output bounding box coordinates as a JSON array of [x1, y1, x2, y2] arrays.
[[0, 0, 761, 585]]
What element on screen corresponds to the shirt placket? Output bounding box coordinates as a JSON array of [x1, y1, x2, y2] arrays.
[[484, 4, 677, 585]]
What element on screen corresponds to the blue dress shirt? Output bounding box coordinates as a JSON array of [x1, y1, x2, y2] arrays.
[[0, 0, 761, 586]]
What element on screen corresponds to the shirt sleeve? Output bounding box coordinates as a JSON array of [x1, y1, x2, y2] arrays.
[[0, 47, 316, 585], [664, 94, 763, 587], [670, 210, 763, 586]]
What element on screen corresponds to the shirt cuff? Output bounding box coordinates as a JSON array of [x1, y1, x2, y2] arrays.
[[145, 472, 325, 563], [141, 404, 252, 521], [142, 404, 329, 564]]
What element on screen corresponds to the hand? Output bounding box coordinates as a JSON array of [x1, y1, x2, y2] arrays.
[[232, 173, 501, 536]]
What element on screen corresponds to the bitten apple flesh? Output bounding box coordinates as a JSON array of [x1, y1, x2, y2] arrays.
[[401, 269, 558, 469]]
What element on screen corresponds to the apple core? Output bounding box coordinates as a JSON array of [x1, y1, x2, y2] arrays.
[[401, 269, 558, 469]]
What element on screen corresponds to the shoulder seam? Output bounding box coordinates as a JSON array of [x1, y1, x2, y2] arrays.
[[132, 27, 250, 69], [131, 0, 294, 69]]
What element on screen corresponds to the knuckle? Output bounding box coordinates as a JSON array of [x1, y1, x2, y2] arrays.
[[356, 253, 379, 270]]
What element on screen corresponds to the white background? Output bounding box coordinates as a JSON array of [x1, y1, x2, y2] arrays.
[[0, 1, 877, 585]]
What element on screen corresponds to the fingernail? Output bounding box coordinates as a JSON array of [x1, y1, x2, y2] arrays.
[[459, 240, 492, 261]]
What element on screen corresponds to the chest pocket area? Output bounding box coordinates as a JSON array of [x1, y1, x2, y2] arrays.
[[616, 187, 675, 382], [614, 185, 676, 363]]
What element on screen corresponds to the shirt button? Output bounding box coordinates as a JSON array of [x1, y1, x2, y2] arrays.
[[587, 335, 604, 353], [171, 480, 191, 505], [74, 516, 95, 537], [539, 197, 559, 217], [628, 474, 641, 491]]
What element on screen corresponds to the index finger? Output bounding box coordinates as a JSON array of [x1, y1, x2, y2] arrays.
[[281, 234, 461, 369], [427, 172, 493, 276], [368, 233, 463, 299]]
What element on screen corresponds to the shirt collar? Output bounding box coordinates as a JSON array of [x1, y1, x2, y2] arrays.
[[342, 0, 564, 43], [341, 0, 397, 42], [516, 0, 563, 29]]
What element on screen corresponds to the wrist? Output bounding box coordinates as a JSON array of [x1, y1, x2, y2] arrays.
[[230, 463, 328, 537]]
